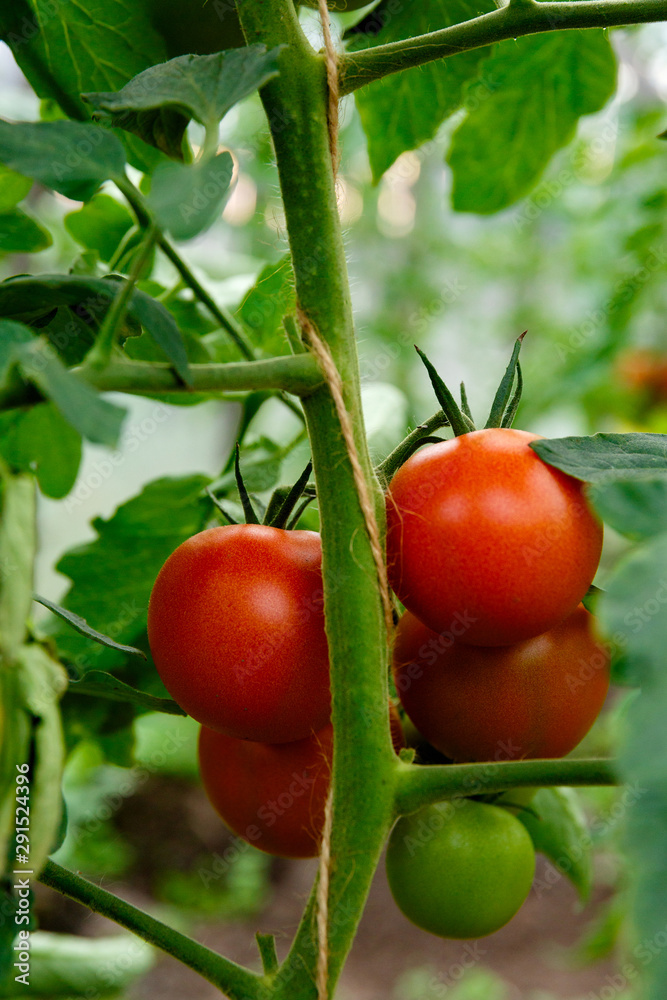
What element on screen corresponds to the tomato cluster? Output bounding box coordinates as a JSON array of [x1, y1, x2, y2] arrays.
[[384, 425, 610, 938], [385, 427, 609, 765], [148, 521, 404, 858]]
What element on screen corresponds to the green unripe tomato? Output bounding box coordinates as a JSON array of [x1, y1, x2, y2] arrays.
[[386, 799, 535, 939]]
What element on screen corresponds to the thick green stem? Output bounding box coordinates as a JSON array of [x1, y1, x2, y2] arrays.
[[394, 757, 619, 817], [236, 2, 397, 996], [39, 860, 266, 999], [339, 0, 667, 95], [0, 357, 321, 412]]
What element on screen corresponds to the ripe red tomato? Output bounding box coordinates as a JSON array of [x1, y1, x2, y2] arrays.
[[198, 703, 405, 858], [385, 428, 603, 646], [386, 798, 535, 939], [147, 524, 330, 743], [393, 605, 610, 763]]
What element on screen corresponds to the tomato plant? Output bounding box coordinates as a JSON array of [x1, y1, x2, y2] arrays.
[[147, 524, 331, 743], [393, 604, 610, 762], [386, 429, 603, 645], [386, 799, 536, 939], [2, 1, 667, 998]]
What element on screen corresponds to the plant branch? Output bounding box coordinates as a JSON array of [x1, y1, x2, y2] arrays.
[[39, 860, 265, 1000], [376, 410, 448, 487], [0, 357, 321, 412], [114, 175, 255, 361], [394, 757, 619, 817], [339, 0, 667, 95]]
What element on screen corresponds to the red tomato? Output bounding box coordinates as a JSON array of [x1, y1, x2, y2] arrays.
[[147, 524, 330, 743], [393, 605, 610, 763], [198, 704, 405, 858], [386, 428, 603, 645]]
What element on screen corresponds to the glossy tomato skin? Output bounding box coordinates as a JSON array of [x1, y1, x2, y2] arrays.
[[198, 703, 405, 858], [393, 605, 610, 763], [147, 524, 330, 743], [386, 428, 603, 646], [386, 799, 535, 939]]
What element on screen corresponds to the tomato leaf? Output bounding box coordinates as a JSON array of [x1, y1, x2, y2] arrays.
[[0, 209, 51, 253], [590, 477, 667, 541], [0, 404, 82, 499], [531, 433, 667, 482], [33, 596, 147, 658], [345, 0, 495, 181], [65, 194, 134, 263], [447, 30, 617, 214], [516, 787, 593, 902], [0, 274, 191, 386], [68, 671, 186, 715], [147, 152, 234, 240], [84, 47, 283, 157], [0, 120, 126, 202]]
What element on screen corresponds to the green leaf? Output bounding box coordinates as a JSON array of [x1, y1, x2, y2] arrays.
[[0, 0, 168, 167], [598, 533, 667, 1000], [590, 477, 667, 541], [236, 255, 295, 357], [346, 0, 495, 181], [0, 931, 154, 997], [0, 209, 52, 254], [0, 471, 35, 662], [0, 275, 190, 385], [516, 787, 593, 902], [2, 330, 126, 447], [54, 476, 209, 676], [65, 194, 134, 263], [0, 405, 82, 499], [448, 31, 617, 214], [0, 164, 32, 212], [33, 596, 146, 658], [69, 671, 186, 715], [84, 47, 283, 155], [147, 152, 234, 240], [531, 433, 667, 482], [0, 121, 126, 202]]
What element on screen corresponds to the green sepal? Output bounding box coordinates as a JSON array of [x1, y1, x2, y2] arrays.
[[266, 461, 313, 529], [415, 346, 473, 436], [234, 444, 260, 524], [485, 332, 525, 429]]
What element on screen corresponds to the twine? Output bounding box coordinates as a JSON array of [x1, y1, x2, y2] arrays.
[[319, 0, 340, 173]]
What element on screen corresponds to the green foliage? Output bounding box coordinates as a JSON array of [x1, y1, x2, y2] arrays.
[[0, 931, 154, 997], [448, 31, 617, 213], [148, 152, 234, 240], [0, 211, 51, 254], [0, 275, 191, 384], [347, 0, 495, 181], [515, 787, 592, 901], [0, 404, 82, 499], [65, 195, 134, 263], [532, 433, 667, 481], [236, 255, 295, 357], [84, 48, 283, 157], [0, 121, 126, 201]]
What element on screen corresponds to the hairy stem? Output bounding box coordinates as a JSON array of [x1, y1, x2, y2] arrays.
[[237, 2, 397, 996], [39, 860, 266, 1000], [394, 757, 619, 816], [339, 0, 667, 95]]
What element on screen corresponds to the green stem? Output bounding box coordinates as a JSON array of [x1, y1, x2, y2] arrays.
[[39, 860, 266, 1000], [0, 357, 321, 412], [114, 175, 255, 361], [394, 757, 618, 816], [339, 0, 667, 95], [84, 225, 159, 370], [236, 2, 397, 996], [376, 410, 448, 487]]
